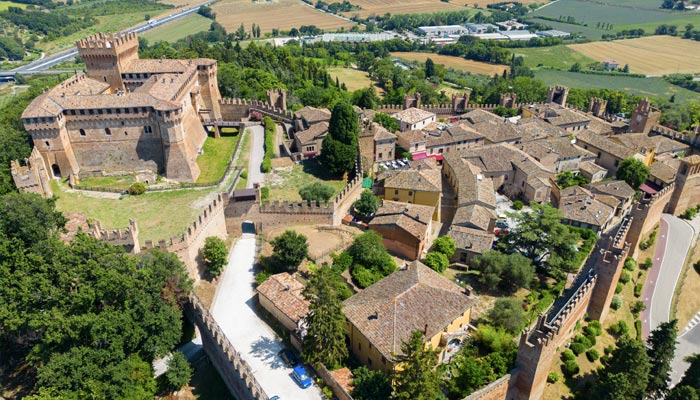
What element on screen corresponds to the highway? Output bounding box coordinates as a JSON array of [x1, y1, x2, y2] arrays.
[[0, 1, 214, 78]]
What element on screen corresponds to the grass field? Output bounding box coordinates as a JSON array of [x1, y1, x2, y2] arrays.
[[513, 45, 595, 70], [525, 17, 610, 40], [568, 36, 700, 75], [212, 0, 356, 34], [196, 129, 240, 184], [532, 0, 697, 27], [265, 159, 346, 202], [535, 69, 700, 103], [0, 1, 26, 11], [391, 52, 509, 76], [160, 0, 209, 6], [141, 13, 211, 43], [327, 67, 377, 92], [235, 129, 252, 190], [52, 180, 217, 243], [673, 239, 700, 329], [338, 0, 468, 18], [78, 175, 137, 190]]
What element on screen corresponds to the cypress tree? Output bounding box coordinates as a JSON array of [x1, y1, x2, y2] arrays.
[[646, 320, 678, 398]]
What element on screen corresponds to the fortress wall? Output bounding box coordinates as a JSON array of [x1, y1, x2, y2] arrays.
[[463, 374, 512, 400], [70, 134, 164, 173]]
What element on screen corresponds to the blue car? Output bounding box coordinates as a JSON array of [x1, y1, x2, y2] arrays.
[[292, 365, 313, 389]]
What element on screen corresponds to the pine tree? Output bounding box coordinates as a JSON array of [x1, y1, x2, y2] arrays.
[[646, 320, 678, 398], [393, 330, 442, 400], [302, 265, 348, 369], [319, 102, 359, 175], [595, 337, 651, 400], [425, 58, 435, 78]]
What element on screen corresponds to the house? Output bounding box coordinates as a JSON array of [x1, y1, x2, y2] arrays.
[[578, 160, 607, 183], [603, 60, 619, 71], [257, 272, 310, 332], [496, 19, 528, 31], [294, 121, 329, 158], [342, 260, 477, 372], [518, 136, 596, 173], [554, 186, 615, 234], [293, 106, 331, 131], [586, 180, 636, 221], [425, 122, 485, 158], [396, 129, 427, 156], [392, 107, 436, 131], [448, 225, 494, 264], [574, 130, 653, 176], [369, 200, 435, 260], [373, 124, 397, 162], [377, 167, 442, 221], [609, 133, 689, 157]]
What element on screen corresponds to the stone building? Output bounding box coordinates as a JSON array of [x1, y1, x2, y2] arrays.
[[376, 167, 442, 221], [20, 32, 221, 182], [10, 147, 53, 198], [392, 107, 436, 131], [369, 200, 434, 260]]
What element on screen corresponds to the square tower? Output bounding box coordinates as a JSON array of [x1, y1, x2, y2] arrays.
[[76, 32, 139, 92]]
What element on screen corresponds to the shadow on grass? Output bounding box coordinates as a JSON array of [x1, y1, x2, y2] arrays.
[[301, 158, 343, 182]]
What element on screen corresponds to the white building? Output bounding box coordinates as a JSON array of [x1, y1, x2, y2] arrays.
[[418, 25, 469, 37], [393, 108, 437, 132]]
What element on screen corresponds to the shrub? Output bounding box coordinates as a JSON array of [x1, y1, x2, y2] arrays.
[[604, 345, 615, 355], [619, 270, 631, 284], [623, 257, 637, 271], [635, 320, 642, 340], [609, 320, 629, 336], [587, 321, 602, 336], [260, 186, 270, 201], [630, 300, 646, 316], [261, 157, 271, 173], [351, 264, 383, 288], [585, 334, 596, 347], [634, 283, 643, 297], [586, 349, 600, 362], [642, 257, 653, 270], [547, 372, 560, 383], [299, 182, 335, 202], [573, 334, 592, 348], [128, 182, 146, 195], [561, 349, 576, 362], [255, 270, 272, 286], [240, 169, 248, 179], [570, 342, 587, 356], [615, 282, 623, 294], [513, 200, 524, 210], [562, 360, 580, 377], [201, 236, 228, 276], [331, 252, 352, 274], [424, 251, 449, 273], [610, 295, 622, 310]]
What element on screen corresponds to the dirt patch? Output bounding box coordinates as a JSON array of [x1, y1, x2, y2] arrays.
[[271, 157, 294, 168], [193, 279, 218, 310], [265, 224, 359, 261]]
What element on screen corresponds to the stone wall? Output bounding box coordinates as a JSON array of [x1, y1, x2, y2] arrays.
[[10, 146, 53, 198], [185, 294, 269, 400], [628, 184, 673, 258], [87, 218, 140, 254], [316, 364, 353, 400], [219, 98, 294, 123], [463, 374, 512, 400]]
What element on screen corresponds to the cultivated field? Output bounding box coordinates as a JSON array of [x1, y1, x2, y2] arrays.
[[141, 13, 211, 43], [212, 0, 356, 34], [532, 0, 695, 26], [535, 70, 700, 104], [568, 36, 700, 75], [0, 1, 26, 11], [339, 0, 467, 18], [391, 52, 509, 76], [513, 45, 595, 70], [327, 67, 378, 92]]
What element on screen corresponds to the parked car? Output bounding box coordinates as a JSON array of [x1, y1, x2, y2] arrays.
[[495, 220, 509, 229], [278, 349, 299, 367], [292, 365, 313, 389], [270, 397, 280, 400]]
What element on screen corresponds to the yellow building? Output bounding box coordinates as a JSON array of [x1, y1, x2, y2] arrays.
[[342, 261, 477, 372], [379, 168, 442, 221]]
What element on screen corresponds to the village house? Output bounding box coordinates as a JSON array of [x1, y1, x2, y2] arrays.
[[609, 132, 689, 157], [342, 260, 477, 372], [553, 186, 616, 234], [256, 272, 310, 332], [586, 180, 636, 224], [369, 200, 435, 260], [293, 106, 331, 131], [376, 167, 442, 221], [518, 136, 596, 174], [578, 161, 608, 183], [424, 122, 485, 158], [373, 124, 397, 162], [396, 129, 427, 157], [293, 121, 329, 159], [392, 107, 436, 131], [574, 130, 653, 177]]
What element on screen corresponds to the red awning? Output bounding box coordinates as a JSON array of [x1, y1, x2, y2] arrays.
[[412, 151, 427, 160], [431, 154, 443, 161], [639, 183, 659, 195]]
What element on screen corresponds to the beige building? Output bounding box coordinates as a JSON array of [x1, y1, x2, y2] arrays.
[[392, 107, 436, 131], [369, 200, 434, 260], [257, 273, 310, 332], [574, 130, 653, 177], [294, 121, 329, 158], [396, 130, 427, 156], [554, 186, 616, 234], [342, 260, 477, 372], [21, 32, 221, 182], [377, 167, 442, 221], [518, 136, 595, 174]]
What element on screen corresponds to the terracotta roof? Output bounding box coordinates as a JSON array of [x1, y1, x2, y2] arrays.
[[392, 107, 436, 124], [683, 154, 700, 165], [578, 160, 607, 176], [586, 180, 635, 201], [342, 261, 477, 362], [448, 225, 494, 254], [295, 121, 329, 145], [445, 122, 485, 141], [514, 117, 570, 139], [518, 137, 594, 163], [122, 58, 189, 74], [650, 161, 677, 184], [575, 130, 637, 160], [373, 124, 397, 141], [452, 204, 496, 231], [330, 368, 354, 394], [610, 133, 689, 155], [384, 168, 441, 192], [460, 109, 503, 125], [396, 129, 426, 144], [257, 273, 309, 326], [295, 106, 332, 124], [558, 186, 614, 228], [542, 107, 591, 127], [468, 119, 522, 143], [408, 157, 440, 170], [370, 200, 434, 240]]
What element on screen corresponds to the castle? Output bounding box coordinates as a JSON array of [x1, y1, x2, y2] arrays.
[[20, 32, 222, 182]]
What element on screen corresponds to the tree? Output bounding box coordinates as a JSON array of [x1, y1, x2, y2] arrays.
[[165, 351, 192, 391], [487, 298, 526, 334], [498, 203, 580, 274], [350, 366, 393, 400], [302, 265, 348, 369], [667, 386, 699, 400], [425, 58, 435, 78], [354, 189, 378, 216], [556, 171, 589, 189], [431, 235, 456, 259], [393, 330, 442, 400], [594, 337, 651, 400], [319, 102, 359, 175], [236, 23, 246, 40], [129, 182, 146, 195], [201, 236, 227, 276], [424, 251, 449, 273], [678, 353, 700, 389], [0, 192, 67, 246], [299, 182, 335, 202], [347, 231, 397, 288], [270, 230, 309, 272], [373, 112, 399, 133], [352, 87, 378, 110], [471, 251, 534, 293], [646, 319, 678, 398], [616, 158, 650, 190]]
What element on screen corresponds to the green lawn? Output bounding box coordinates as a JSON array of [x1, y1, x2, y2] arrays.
[[78, 175, 137, 190], [196, 129, 240, 184], [0, 1, 26, 11], [535, 69, 700, 104], [265, 159, 346, 202], [141, 13, 212, 43], [52, 180, 216, 244], [513, 45, 596, 70]]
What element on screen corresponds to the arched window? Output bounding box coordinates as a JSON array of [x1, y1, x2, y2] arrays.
[[105, 128, 111, 136], [79, 129, 86, 137]]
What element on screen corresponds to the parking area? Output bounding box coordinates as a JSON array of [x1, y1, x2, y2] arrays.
[[376, 158, 410, 172], [495, 194, 531, 231]]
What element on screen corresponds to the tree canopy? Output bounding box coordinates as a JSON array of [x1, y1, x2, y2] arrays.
[[616, 158, 650, 190], [354, 189, 379, 216], [393, 330, 442, 400], [431, 236, 456, 259], [471, 250, 534, 293], [319, 102, 359, 175], [646, 319, 678, 398], [350, 366, 393, 400], [269, 230, 309, 272], [346, 231, 397, 288], [165, 351, 192, 391], [593, 337, 651, 400], [487, 298, 527, 334], [299, 182, 336, 202], [201, 236, 227, 276]]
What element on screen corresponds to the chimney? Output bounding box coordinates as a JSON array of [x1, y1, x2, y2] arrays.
[[464, 285, 473, 296], [424, 324, 429, 335], [285, 284, 291, 291]]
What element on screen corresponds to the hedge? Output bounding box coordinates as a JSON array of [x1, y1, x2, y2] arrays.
[[586, 349, 600, 362], [262, 116, 275, 172], [562, 360, 580, 377]]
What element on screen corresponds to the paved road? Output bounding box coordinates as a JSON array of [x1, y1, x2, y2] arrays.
[[246, 125, 265, 189], [642, 214, 693, 338], [672, 322, 700, 384], [211, 230, 323, 399], [153, 336, 204, 377]]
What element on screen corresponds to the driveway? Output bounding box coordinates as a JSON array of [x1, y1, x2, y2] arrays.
[[641, 214, 693, 338], [247, 125, 265, 189], [211, 229, 323, 400], [672, 321, 700, 384]]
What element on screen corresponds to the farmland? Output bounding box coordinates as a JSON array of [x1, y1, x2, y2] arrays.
[[524, 17, 609, 40], [391, 52, 509, 76], [141, 13, 211, 43], [535, 70, 700, 104], [568, 36, 700, 75], [513, 45, 595, 70], [338, 0, 466, 18], [327, 67, 379, 92], [0, 1, 26, 11], [212, 0, 356, 34], [160, 0, 209, 6]]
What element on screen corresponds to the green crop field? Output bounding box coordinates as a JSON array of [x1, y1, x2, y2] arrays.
[[512, 45, 595, 70], [535, 70, 700, 104], [524, 17, 609, 40], [141, 13, 211, 43], [0, 1, 26, 11]]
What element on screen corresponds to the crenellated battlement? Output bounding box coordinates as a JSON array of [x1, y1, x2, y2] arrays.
[[258, 174, 363, 215], [76, 32, 138, 51], [218, 97, 294, 122], [87, 218, 139, 252]]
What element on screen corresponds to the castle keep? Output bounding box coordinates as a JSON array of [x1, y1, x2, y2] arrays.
[[21, 32, 222, 182]]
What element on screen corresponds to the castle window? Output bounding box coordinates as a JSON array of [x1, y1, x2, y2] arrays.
[[144, 126, 152, 134], [79, 129, 86, 137], [125, 108, 130, 114], [97, 109, 103, 115], [103, 77, 107, 82], [105, 128, 111, 136], [88, 109, 94, 115], [106, 109, 112, 114], [79, 110, 85, 115], [45, 141, 50, 148]]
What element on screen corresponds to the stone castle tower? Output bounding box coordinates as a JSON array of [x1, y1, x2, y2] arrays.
[[588, 97, 607, 118], [500, 92, 517, 108], [10, 147, 53, 198], [667, 155, 700, 215], [629, 98, 661, 134], [76, 32, 139, 92], [546, 85, 569, 107], [403, 93, 421, 109], [266, 88, 287, 111], [451, 92, 470, 113]]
